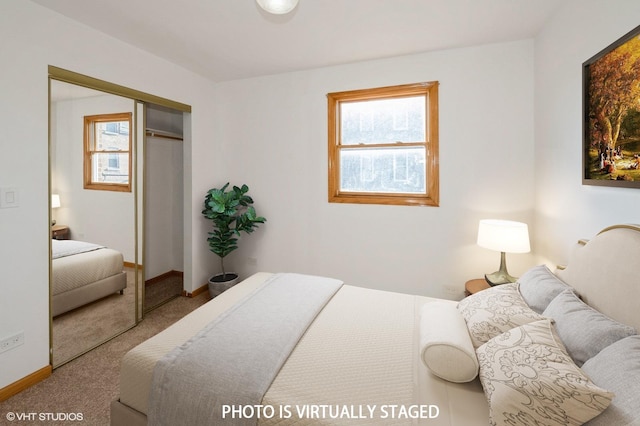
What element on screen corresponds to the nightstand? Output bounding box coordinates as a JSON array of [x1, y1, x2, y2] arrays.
[[465, 278, 490, 296], [52, 224, 69, 240]]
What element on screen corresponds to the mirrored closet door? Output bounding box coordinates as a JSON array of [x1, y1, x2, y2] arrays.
[[48, 66, 191, 368], [49, 78, 141, 367]]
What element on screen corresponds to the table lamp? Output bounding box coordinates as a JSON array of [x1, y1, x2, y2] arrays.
[[477, 219, 530, 286]]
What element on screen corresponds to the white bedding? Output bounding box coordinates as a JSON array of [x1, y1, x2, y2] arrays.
[[118, 272, 488, 425], [52, 239, 104, 259], [52, 241, 124, 296], [112, 224, 640, 426]]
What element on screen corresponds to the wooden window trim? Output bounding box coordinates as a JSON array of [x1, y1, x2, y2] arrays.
[[327, 82, 439, 206], [83, 112, 132, 192]]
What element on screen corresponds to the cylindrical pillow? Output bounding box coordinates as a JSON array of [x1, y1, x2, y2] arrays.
[[419, 301, 479, 383]]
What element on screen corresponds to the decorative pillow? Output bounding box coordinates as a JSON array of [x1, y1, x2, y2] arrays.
[[542, 289, 636, 366], [582, 335, 640, 426], [457, 283, 546, 348], [476, 320, 614, 426], [419, 301, 478, 383], [517, 264, 572, 313]]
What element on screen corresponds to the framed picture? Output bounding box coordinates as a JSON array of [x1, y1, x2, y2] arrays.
[[583, 24, 640, 187]]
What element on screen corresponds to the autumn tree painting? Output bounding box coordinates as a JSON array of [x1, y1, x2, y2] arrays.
[[585, 27, 640, 185]]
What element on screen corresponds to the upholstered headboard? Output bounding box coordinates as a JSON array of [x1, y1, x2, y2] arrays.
[[555, 224, 640, 332]]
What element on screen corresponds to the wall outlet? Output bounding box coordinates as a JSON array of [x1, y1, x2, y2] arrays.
[[0, 331, 24, 354]]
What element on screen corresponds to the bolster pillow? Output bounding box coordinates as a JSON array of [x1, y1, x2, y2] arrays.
[[419, 301, 479, 383]]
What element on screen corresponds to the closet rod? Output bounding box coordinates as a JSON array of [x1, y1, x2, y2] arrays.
[[145, 129, 183, 141]]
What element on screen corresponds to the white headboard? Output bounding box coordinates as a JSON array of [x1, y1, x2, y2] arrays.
[[555, 224, 640, 332]]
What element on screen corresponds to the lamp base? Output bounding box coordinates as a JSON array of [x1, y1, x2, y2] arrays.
[[484, 251, 517, 286], [484, 270, 517, 286]]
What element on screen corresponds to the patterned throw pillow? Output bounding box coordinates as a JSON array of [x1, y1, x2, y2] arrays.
[[477, 320, 614, 426], [457, 283, 545, 348]]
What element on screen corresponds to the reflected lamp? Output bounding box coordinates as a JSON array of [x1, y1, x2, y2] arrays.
[[477, 219, 530, 286], [51, 194, 61, 209], [51, 194, 60, 226]]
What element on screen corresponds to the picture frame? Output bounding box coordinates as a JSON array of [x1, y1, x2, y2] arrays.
[[583, 24, 640, 188]]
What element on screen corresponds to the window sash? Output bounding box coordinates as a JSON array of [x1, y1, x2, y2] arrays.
[[84, 112, 132, 192], [338, 145, 427, 194], [328, 82, 439, 206]]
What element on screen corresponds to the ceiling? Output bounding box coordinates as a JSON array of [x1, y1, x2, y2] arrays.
[[32, 0, 566, 82]]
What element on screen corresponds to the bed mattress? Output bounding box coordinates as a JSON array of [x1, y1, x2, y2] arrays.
[[118, 272, 488, 425], [52, 246, 124, 295]]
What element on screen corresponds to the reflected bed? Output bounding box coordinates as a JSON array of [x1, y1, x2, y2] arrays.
[[52, 239, 126, 317]]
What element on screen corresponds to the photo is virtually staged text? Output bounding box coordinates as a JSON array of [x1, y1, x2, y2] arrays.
[[222, 404, 440, 420]]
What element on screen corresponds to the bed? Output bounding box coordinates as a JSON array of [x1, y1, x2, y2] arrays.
[[52, 239, 127, 317], [110, 224, 640, 426]]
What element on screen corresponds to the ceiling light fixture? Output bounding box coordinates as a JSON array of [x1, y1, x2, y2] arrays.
[[256, 0, 299, 15]]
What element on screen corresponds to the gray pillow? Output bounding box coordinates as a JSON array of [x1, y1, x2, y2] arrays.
[[542, 290, 636, 366], [582, 336, 640, 426], [517, 264, 572, 313]]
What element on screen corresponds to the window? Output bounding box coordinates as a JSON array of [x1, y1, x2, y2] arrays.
[[84, 112, 132, 192], [328, 82, 439, 206]]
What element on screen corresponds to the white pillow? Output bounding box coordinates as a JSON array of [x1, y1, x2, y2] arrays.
[[477, 320, 614, 426], [457, 282, 546, 348], [419, 301, 478, 383]]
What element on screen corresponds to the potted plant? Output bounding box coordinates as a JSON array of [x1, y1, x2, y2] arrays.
[[202, 183, 266, 297]]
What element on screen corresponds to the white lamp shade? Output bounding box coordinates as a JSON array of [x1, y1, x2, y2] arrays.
[[477, 219, 530, 253], [51, 194, 61, 209], [256, 0, 299, 14]]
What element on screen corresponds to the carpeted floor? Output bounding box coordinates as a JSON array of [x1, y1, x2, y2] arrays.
[[52, 270, 184, 367], [144, 273, 183, 313], [0, 291, 209, 426]]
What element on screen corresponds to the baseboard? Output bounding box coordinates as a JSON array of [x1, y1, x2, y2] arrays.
[[123, 262, 143, 270], [183, 282, 208, 298], [145, 270, 183, 286], [0, 365, 52, 402]]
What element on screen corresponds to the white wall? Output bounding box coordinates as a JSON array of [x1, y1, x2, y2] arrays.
[[51, 93, 136, 261], [212, 40, 537, 299], [0, 1, 217, 390], [534, 0, 640, 266]]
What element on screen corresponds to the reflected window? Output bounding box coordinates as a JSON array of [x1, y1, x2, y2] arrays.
[[84, 113, 132, 192]]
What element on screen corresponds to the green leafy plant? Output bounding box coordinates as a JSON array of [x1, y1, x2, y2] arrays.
[[202, 183, 266, 280]]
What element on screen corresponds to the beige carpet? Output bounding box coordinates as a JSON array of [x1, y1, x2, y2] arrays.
[[52, 280, 136, 367], [1, 291, 210, 425], [144, 274, 183, 313], [52, 270, 184, 367]]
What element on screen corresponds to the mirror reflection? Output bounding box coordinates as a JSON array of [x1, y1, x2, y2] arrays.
[[50, 80, 138, 367]]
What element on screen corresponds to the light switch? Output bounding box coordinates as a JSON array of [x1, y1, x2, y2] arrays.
[[0, 187, 19, 208]]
